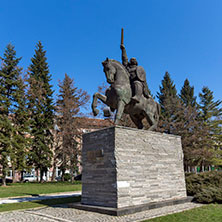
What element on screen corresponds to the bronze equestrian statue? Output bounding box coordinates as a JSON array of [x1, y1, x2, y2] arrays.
[[120, 44, 150, 103], [91, 29, 160, 130]]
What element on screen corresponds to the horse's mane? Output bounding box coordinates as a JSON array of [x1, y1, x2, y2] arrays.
[[109, 59, 130, 77]]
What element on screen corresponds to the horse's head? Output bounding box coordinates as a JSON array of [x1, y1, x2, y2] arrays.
[[102, 58, 116, 84]]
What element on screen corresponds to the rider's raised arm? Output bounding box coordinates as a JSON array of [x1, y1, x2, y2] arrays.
[[120, 44, 128, 67]]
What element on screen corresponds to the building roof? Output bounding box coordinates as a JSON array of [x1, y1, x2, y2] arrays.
[[75, 117, 114, 129]]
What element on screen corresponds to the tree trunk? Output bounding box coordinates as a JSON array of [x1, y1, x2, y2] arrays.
[[61, 169, 65, 182], [51, 161, 56, 182], [1, 177, 6, 186], [12, 166, 16, 183], [70, 165, 74, 183], [194, 166, 197, 173], [200, 163, 204, 172], [209, 166, 211, 171], [70, 155, 75, 183], [36, 168, 39, 182], [20, 170, 24, 182], [188, 165, 191, 173], [40, 169, 44, 183], [1, 169, 7, 186], [45, 169, 48, 182]]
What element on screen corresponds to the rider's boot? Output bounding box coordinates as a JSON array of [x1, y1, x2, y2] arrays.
[[132, 81, 143, 103]]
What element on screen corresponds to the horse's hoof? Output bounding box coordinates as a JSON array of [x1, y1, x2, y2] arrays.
[[93, 109, 99, 116], [103, 107, 111, 117]]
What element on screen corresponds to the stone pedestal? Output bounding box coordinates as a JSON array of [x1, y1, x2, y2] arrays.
[[76, 126, 188, 215]]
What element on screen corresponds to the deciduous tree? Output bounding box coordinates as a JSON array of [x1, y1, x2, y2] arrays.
[[56, 74, 89, 181]]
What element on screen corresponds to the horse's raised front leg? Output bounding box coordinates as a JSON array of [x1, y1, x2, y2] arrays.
[[91, 92, 108, 116], [114, 100, 125, 125]]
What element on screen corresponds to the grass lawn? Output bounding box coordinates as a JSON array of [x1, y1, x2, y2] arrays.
[[0, 196, 81, 213], [143, 204, 222, 222], [0, 182, 81, 198]]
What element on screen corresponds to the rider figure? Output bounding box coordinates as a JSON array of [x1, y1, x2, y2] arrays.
[[120, 44, 150, 103]]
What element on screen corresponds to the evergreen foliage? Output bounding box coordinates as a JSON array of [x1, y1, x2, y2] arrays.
[[199, 87, 222, 124], [56, 74, 89, 181], [157, 71, 181, 134], [157, 72, 178, 110], [198, 87, 222, 166], [11, 77, 30, 181], [186, 172, 222, 203], [180, 78, 196, 107], [178, 80, 209, 171], [0, 41, 222, 183], [157, 74, 211, 171], [0, 44, 23, 185], [27, 41, 54, 182]]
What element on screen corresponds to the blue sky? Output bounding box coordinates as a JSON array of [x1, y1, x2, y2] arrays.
[[1, 0, 222, 104]]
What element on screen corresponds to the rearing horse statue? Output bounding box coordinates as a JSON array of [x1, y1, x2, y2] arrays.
[[92, 58, 160, 130]]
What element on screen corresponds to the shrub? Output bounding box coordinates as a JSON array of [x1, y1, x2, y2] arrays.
[[64, 173, 71, 181], [185, 171, 222, 203]]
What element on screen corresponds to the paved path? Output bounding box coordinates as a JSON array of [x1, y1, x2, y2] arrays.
[[0, 191, 81, 205], [0, 202, 203, 222]]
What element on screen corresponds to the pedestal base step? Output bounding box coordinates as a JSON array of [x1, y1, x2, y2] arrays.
[[68, 196, 194, 216]]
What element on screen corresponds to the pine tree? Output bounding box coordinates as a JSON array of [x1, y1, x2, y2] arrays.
[[176, 86, 222, 172], [56, 74, 89, 181], [27, 41, 54, 182], [180, 78, 196, 107], [11, 77, 30, 181], [199, 87, 222, 124], [0, 44, 22, 186], [157, 71, 180, 134], [198, 86, 222, 167], [178, 79, 197, 169], [157, 73, 209, 171], [0, 115, 13, 186]]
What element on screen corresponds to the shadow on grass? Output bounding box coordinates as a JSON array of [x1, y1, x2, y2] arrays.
[[0, 196, 81, 213], [34, 196, 81, 207]]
